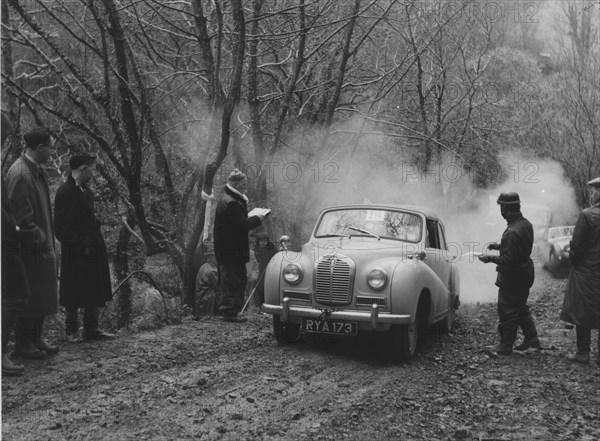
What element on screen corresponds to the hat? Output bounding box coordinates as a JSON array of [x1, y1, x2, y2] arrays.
[[587, 177, 600, 188], [69, 153, 96, 169], [497, 192, 520, 205], [228, 168, 246, 183]]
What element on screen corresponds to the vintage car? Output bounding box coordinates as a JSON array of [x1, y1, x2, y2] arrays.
[[261, 204, 460, 362], [538, 225, 574, 274]]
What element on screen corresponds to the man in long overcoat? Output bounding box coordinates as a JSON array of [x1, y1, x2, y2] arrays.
[[6, 128, 59, 359], [479, 192, 540, 355], [54, 154, 114, 341], [2, 113, 30, 374], [561, 177, 600, 365], [213, 169, 264, 322]]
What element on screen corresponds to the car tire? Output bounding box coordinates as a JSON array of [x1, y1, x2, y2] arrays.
[[391, 299, 425, 362], [273, 316, 300, 344], [548, 250, 558, 274]]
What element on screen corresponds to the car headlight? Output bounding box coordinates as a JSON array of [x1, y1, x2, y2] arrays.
[[367, 267, 388, 291], [282, 263, 303, 284]]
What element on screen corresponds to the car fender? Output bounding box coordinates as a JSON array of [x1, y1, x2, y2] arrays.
[[264, 251, 286, 305], [390, 259, 449, 325]]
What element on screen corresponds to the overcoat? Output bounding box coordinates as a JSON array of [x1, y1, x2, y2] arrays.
[[54, 174, 112, 308], [213, 186, 262, 265], [1, 177, 30, 310], [6, 155, 58, 316], [561, 203, 600, 328]]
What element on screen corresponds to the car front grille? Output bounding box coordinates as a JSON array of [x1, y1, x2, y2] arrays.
[[314, 255, 353, 305]]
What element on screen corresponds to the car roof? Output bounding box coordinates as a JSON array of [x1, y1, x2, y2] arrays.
[[319, 204, 441, 222]]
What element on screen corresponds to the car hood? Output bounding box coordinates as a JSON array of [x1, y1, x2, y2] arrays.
[[305, 237, 418, 263]]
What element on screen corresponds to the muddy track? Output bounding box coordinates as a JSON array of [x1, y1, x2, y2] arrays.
[[2, 268, 600, 441]]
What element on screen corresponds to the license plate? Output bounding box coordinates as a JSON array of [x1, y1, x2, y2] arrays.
[[301, 319, 357, 336]]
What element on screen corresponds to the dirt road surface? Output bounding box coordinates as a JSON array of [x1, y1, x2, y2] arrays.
[[2, 267, 599, 441]]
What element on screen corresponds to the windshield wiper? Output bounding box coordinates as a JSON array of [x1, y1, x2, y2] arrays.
[[348, 226, 380, 240], [319, 233, 350, 238]]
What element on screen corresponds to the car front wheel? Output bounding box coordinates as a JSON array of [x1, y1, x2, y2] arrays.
[[390, 304, 424, 362], [273, 315, 300, 344]]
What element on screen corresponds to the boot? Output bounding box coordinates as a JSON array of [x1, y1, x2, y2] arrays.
[[567, 351, 590, 364], [516, 308, 540, 351], [14, 318, 47, 360], [488, 342, 513, 355], [489, 324, 516, 355], [514, 338, 541, 351], [32, 317, 59, 355], [2, 354, 24, 376]]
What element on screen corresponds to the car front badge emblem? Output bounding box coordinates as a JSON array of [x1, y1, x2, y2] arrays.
[[329, 256, 337, 276]]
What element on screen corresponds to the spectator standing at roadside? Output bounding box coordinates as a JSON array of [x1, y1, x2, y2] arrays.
[[6, 128, 59, 359], [1, 113, 30, 375], [560, 177, 600, 365], [253, 232, 277, 309], [479, 192, 540, 355], [54, 153, 114, 342], [214, 169, 264, 323]]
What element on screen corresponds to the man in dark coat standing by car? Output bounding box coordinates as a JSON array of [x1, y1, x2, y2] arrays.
[[479, 192, 540, 355], [214, 169, 264, 322], [54, 153, 114, 342], [2, 113, 30, 375], [6, 127, 59, 359], [561, 177, 600, 365]]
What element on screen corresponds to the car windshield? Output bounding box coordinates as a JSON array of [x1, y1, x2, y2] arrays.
[[314, 209, 422, 243], [548, 226, 574, 240]]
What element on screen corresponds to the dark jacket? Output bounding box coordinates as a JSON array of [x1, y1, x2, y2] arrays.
[[489, 212, 535, 291], [561, 203, 600, 328], [6, 155, 58, 316], [254, 240, 277, 273], [54, 175, 112, 308], [1, 176, 30, 310], [214, 186, 262, 265]]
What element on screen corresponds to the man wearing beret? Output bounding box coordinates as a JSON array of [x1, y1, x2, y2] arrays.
[[54, 153, 114, 342], [479, 192, 540, 355], [560, 177, 600, 365], [214, 169, 265, 322], [6, 127, 59, 359]]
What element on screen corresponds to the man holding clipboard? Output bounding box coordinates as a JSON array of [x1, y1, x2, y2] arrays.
[[214, 169, 269, 322]]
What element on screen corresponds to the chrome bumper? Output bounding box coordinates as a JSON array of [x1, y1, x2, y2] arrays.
[[262, 297, 411, 330]]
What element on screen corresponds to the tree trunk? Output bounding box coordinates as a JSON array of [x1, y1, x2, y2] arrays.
[[115, 216, 134, 328]]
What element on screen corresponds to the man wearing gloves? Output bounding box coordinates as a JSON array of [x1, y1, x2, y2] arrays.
[[479, 192, 540, 355]]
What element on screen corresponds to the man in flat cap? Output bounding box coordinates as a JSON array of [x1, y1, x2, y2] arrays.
[[560, 178, 600, 365], [6, 127, 59, 359], [479, 192, 540, 355], [214, 169, 265, 322], [54, 153, 114, 342]]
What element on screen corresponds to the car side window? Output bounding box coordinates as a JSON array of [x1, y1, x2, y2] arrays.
[[425, 219, 440, 249], [437, 223, 447, 250]]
